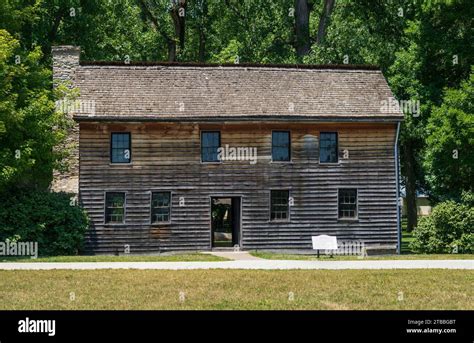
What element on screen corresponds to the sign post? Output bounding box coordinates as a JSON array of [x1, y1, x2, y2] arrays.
[[312, 235, 338, 258]]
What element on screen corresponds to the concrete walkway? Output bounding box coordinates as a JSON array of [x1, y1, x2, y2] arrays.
[[0, 259, 472, 270], [203, 251, 263, 261]]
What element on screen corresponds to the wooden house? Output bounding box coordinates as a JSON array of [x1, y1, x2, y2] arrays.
[[52, 46, 404, 254]]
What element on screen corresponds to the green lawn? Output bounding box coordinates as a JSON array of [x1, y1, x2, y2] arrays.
[[250, 251, 473, 260], [0, 269, 471, 310], [401, 218, 415, 254], [0, 253, 228, 263]]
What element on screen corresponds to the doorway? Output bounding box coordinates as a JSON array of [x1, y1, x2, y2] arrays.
[[211, 197, 241, 248]]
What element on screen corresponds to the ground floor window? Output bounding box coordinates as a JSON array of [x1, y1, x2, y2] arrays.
[[270, 190, 289, 221], [338, 189, 357, 219], [105, 192, 125, 223], [151, 192, 171, 223]]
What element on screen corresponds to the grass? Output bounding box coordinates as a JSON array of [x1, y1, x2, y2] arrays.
[[0, 269, 471, 310], [401, 230, 415, 254], [401, 217, 415, 254], [250, 251, 473, 260], [0, 253, 228, 263]]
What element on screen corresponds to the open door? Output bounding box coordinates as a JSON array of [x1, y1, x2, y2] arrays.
[[211, 197, 241, 248], [231, 197, 240, 246]]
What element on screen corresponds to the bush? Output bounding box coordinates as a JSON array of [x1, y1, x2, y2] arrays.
[[0, 190, 88, 256], [409, 200, 473, 254]]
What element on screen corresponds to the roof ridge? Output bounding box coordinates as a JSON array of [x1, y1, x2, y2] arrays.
[[79, 61, 380, 71]]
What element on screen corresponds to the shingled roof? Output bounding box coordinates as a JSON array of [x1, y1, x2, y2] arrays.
[[72, 62, 403, 122]]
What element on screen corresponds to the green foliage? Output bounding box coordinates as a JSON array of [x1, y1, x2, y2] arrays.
[[423, 72, 474, 201], [201, 0, 296, 63], [386, 0, 473, 226], [210, 39, 241, 63], [388, 0, 473, 157], [0, 30, 67, 190], [306, 0, 408, 68], [460, 191, 474, 207], [409, 200, 474, 254], [0, 190, 89, 256], [72, 0, 161, 61]]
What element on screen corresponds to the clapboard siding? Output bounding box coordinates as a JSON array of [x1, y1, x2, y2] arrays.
[[79, 122, 398, 253]]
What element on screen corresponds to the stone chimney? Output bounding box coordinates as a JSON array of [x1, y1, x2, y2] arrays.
[[52, 45, 80, 87], [51, 46, 81, 194]]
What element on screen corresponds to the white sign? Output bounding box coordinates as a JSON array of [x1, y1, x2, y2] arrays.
[[312, 235, 338, 250]]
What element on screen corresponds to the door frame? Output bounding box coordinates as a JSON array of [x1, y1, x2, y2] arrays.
[[209, 195, 243, 249]]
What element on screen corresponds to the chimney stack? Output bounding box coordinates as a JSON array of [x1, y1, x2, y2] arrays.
[[51, 46, 81, 194], [52, 45, 80, 88]]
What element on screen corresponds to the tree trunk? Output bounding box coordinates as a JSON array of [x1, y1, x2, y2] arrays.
[[170, 0, 187, 53], [49, 9, 66, 43], [316, 0, 336, 44], [404, 140, 418, 231], [167, 40, 177, 62], [199, 29, 206, 62], [138, 0, 180, 61], [198, 0, 207, 62], [295, 0, 311, 57]]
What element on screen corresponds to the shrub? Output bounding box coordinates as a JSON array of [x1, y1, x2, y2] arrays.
[[409, 200, 473, 254], [461, 190, 474, 207], [0, 190, 88, 256]]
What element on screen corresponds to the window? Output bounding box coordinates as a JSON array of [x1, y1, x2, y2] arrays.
[[272, 131, 290, 161], [201, 131, 220, 162], [338, 189, 357, 219], [105, 192, 125, 223], [111, 132, 131, 163], [151, 192, 171, 223], [319, 132, 338, 163], [272, 131, 291, 161], [270, 190, 289, 221]]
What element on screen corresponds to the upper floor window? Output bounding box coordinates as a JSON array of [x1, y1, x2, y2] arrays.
[[320, 132, 338, 163], [338, 189, 357, 219], [105, 192, 125, 223], [201, 131, 220, 162], [272, 131, 290, 161], [270, 190, 290, 221], [111, 132, 131, 163], [151, 192, 171, 223]]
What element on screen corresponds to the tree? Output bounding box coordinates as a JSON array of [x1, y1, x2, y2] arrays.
[[388, 0, 473, 230], [196, 0, 208, 61], [423, 71, 474, 201], [294, 0, 336, 58], [0, 30, 66, 191], [138, 0, 187, 61], [304, 0, 407, 66], [210, 0, 295, 63], [315, 0, 335, 44], [294, 0, 311, 56], [389, 22, 427, 231]]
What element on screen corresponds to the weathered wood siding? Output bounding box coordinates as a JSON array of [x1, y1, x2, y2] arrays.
[[79, 122, 398, 253]]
